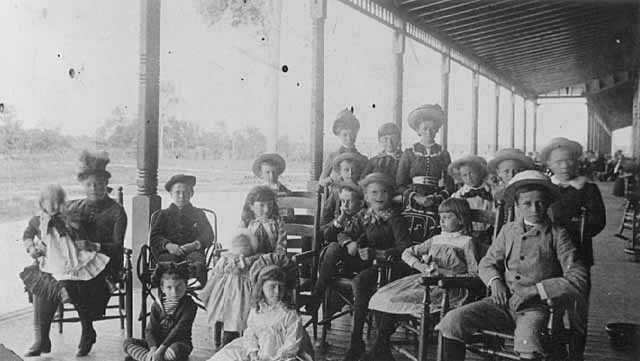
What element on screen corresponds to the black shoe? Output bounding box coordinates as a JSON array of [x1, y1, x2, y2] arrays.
[[363, 346, 395, 361], [343, 340, 366, 361], [76, 329, 96, 357], [24, 337, 50, 357]]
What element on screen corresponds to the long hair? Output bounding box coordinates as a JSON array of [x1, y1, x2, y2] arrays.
[[240, 185, 279, 226], [250, 265, 293, 312], [438, 197, 472, 235], [39, 184, 66, 213]]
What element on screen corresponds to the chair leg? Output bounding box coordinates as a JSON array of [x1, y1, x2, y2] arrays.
[[366, 312, 373, 339], [119, 284, 125, 330], [321, 288, 330, 346], [57, 303, 63, 334]]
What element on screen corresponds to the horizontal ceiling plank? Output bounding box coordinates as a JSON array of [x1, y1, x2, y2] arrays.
[[412, 0, 491, 18], [403, 0, 457, 13], [488, 45, 593, 66], [418, 0, 527, 24]]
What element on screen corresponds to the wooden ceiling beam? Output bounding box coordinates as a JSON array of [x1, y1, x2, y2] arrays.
[[489, 44, 595, 66], [402, 0, 457, 12], [412, 0, 490, 18], [418, 0, 523, 24]]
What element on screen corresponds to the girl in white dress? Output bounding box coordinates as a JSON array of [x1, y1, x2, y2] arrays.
[[241, 186, 287, 256], [209, 265, 314, 361], [365, 198, 479, 360]]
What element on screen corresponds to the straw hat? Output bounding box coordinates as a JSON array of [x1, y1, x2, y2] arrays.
[[407, 104, 445, 132], [539, 137, 583, 164], [252, 153, 286, 177], [332, 108, 360, 135], [502, 170, 560, 204], [487, 148, 535, 174], [164, 174, 196, 192]]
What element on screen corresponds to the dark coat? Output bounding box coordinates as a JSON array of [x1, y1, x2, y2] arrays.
[[149, 203, 214, 257], [396, 143, 453, 194], [146, 295, 198, 347]]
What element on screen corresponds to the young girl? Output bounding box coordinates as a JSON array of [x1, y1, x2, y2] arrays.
[[241, 186, 287, 255], [209, 265, 314, 361], [450, 155, 493, 235], [366, 198, 479, 360], [20, 184, 110, 357], [201, 230, 259, 346], [123, 262, 198, 361]]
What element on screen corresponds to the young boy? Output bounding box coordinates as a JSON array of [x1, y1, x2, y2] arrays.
[[252, 153, 290, 194], [320, 152, 365, 226], [436, 170, 589, 361], [150, 174, 215, 284], [487, 148, 535, 202], [124, 263, 197, 361], [319, 108, 368, 187], [362, 123, 402, 179]]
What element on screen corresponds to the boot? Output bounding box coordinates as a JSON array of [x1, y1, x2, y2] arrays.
[[441, 337, 466, 361], [364, 314, 396, 361], [343, 335, 366, 361], [214, 322, 223, 348], [222, 331, 239, 346], [77, 319, 97, 356], [24, 296, 54, 357]]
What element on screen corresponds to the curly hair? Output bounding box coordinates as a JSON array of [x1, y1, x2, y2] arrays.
[[438, 197, 472, 235], [151, 262, 190, 288], [250, 265, 293, 312], [240, 185, 280, 226]]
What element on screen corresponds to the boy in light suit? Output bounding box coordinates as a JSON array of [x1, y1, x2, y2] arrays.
[[437, 170, 589, 360]]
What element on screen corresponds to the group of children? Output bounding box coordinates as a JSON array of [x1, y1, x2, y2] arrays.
[[19, 105, 605, 361]]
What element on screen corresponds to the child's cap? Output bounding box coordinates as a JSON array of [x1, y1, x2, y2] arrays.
[[503, 170, 560, 204], [359, 172, 395, 192], [332, 108, 360, 135], [165, 174, 196, 192], [487, 148, 534, 175], [252, 153, 286, 177], [377, 123, 401, 139]]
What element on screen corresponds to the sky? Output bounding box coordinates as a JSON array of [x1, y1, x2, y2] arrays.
[[0, 0, 621, 155]]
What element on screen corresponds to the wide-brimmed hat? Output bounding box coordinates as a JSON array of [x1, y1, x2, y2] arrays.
[[503, 170, 560, 204], [359, 172, 395, 191], [407, 104, 445, 132], [539, 137, 583, 164], [332, 152, 365, 171], [332, 108, 360, 135], [487, 148, 535, 174], [377, 123, 401, 139], [164, 174, 196, 192], [77, 150, 111, 181], [252, 153, 286, 177]]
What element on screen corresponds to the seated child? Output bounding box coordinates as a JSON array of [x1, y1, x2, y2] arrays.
[[320, 152, 365, 226], [124, 262, 198, 361], [319, 108, 368, 188], [487, 148, 534, 204], [252, 153, 291, 194], [201, 230, 259, 346], [366, 198, 479, 361], [150, 174, 215, 284], [450, 155, 493, 235], [436, 170, 589, 361], [241, 186, 287, 255], [21, 184, 110, 357], [362, 123, 402, 179], [209, 265, 314, 361], [342, 173, 412, 361]]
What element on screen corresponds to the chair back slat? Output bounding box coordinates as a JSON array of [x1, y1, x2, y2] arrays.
[[278, 195, 317, 210], [284, 223, 315, 238]]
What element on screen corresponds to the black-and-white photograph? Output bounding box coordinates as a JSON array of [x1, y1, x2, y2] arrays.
[[0, 0, 638, 360]]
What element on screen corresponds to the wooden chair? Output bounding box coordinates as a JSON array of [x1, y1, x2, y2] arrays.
[[55, 186, 134, 338], [137, 207, 219, 336], [435, 208, 589, 361], [389, 203, 507, 361], [613, 176, 640, 257]]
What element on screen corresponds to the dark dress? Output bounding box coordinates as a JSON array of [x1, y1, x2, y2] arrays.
[[67, 197, 127, 281], [362, 150, 403, 180], [396, 143, 453, 195]]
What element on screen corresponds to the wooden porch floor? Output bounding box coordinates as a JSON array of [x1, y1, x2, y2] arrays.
[[1, 182, 639, 360]]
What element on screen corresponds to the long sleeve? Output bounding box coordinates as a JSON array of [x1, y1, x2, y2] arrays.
[[195, 210, 214, 250], [478, 226, 507, 286], [145, 303, 163, 347], [243, 310, 260, 354], [161, 300, 198, 346], [319, 151, 337, 184], [401, 239, 433, 268], [102, 205, 127, 261], [538, 227, 589, 302], [22, 217, 41, 251], [389, 215, 412, 257], [274, 218, 287, 255], [320, 191, 339, 226], [396, 150, 412, 192], [273, 310, 306, 360], [149, 211, 171, 254], [583, 183, 606, 238]]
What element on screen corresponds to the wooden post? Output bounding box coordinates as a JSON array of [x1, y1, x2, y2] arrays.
[[510, 89, 515, 148], [441, 50, 451, 150], [310, 0, 327, 182], [523, 99, 527, 152], [587, 104, 594, 151], [533, 101, 538, 152], [133, 0, 162, 337], [392, 19, 405, 136], [494, 83, 500, 152], [471, 69, 479, 154], [265, 0, 283, 152]]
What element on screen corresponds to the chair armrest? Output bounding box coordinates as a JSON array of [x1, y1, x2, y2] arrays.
[[292, 250, 316, 264], [421, 275, 484, 290]]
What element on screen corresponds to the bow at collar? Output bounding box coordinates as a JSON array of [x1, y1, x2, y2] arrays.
[[460, 186, 493, 201], [550, 175, 587, 190], [363, 208, 394, 225], [412, 143, 442, 158]]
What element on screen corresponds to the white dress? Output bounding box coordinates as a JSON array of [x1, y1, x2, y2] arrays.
[[209, 302, 314, 361]]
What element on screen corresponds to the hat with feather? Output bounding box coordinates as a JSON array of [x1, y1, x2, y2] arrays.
[[77, 150, 111, 181]]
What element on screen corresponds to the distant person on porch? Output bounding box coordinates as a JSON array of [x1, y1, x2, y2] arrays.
[[149, 174, 215, 285], [319, 108, 368, 188], [362, 122, 403, 179], [396, 104, 453, 211]]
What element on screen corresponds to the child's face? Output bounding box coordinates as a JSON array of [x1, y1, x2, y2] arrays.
[[81, 175, 108, 202], [339, 189, 362, 215], [439, 211, 462, 233], [260, 163, 279, 185], [337, 128, 356, 148], [547, 148, 577, 181], [497, 160, 523, 184], [364, 183, 390, 211], [170, 183, 193, 208], [379, 134, 399, 153], [161, 276, 187, 299], [516, 190, 550, 224], [339, 161, 357, 182], [459, 165, 483, 188], [40, 196, 63, 215], [251, 200, 273, 219], [417, 121, 438, 144], [262, 279, 285, 305]]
